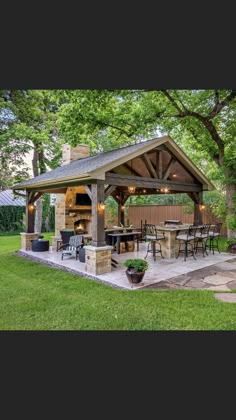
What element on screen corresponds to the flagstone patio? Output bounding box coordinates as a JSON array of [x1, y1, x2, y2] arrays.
[[18, 242, 236, 290]]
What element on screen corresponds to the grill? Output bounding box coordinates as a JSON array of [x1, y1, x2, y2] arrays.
[[164, 220, 182, 226]]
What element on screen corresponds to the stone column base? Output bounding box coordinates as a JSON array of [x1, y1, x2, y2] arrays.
[[20, 232, 39, 251], [84, 245, 113, 275]]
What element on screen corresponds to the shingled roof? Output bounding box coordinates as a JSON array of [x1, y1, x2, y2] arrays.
[[13, 136, 215, 191]]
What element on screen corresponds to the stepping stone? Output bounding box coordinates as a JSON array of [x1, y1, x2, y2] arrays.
[[206, 285, 230, 291], [214, 293, 236, 303], [227, 280, 236, 289], [203, 274, 233, 286], [184, 279, 209, 289], [215, 262, 236, 271]]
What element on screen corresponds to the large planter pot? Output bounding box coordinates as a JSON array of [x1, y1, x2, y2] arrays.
[[227, 244, 236, 254], [125, 268, 145, 284]]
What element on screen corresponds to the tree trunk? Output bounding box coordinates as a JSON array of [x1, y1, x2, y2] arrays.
[[35, 197, 43, 234], [32, 144, 46, 234], [225, 179, 236, 238]]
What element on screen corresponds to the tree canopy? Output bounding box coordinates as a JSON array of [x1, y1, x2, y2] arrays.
[[1, 89, 236, 236]]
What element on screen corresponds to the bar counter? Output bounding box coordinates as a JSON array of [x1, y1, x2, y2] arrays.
[[155, 224, 191, 258]]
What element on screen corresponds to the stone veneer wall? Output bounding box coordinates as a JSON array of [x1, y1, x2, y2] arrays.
[[84, 245, 113, 275], [55, 144, 91, 236], [20, 232, 39, 250], [55, 186, 92, 236], [55, 194, 66, 236]]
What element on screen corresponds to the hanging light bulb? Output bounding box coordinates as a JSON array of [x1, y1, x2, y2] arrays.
[[128, 185, 136, 194]]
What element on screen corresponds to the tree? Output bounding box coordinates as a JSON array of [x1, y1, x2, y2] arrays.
[[0, 90, 62, 232], [56, 89, 236, 238]]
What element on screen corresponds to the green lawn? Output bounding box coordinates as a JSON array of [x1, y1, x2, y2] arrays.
[[0, 234, 236, 330]]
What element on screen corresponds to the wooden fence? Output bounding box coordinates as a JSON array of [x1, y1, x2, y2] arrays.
[[126, 204, 227, 236]]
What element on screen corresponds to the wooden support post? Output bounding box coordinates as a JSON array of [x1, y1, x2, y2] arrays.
[[156, 150, 163, 179], [188, 191, 203, 225], [26, 191, 36, 233], [91, 181, 106, 247], [194, 202, 203, 225]]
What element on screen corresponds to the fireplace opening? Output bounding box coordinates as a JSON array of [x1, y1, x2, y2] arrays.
[[74, 219, 91, 234]]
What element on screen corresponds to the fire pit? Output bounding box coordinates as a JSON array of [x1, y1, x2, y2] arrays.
[[31, 239, 49, 252]]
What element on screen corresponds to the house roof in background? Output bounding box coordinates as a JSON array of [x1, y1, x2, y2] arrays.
[[0, 189, 25, 206]]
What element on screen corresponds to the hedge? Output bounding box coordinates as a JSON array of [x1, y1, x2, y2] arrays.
[[0, 205, 55, 233], [0, 206, 25, 232]]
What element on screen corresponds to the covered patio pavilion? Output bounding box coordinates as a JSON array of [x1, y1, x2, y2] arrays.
[[13, 135, 217, 278]]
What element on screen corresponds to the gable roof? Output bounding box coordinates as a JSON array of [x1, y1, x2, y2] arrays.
[[13, 136, 215, 191], [0, 189, 25, 206]]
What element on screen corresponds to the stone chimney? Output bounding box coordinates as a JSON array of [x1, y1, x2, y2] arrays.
[[62, 144, 90, 165]]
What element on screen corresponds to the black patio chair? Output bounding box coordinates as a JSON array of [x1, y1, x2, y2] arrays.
[[60, 229, 75, 246]]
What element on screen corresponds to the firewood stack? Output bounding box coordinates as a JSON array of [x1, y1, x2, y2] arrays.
[[126, 241, 135, 252], [119, 242, 126, 253]]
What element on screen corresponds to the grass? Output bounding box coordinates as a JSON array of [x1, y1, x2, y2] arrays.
[[0, 234, 236, 330]]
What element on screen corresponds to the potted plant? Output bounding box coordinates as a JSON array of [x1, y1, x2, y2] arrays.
[[123, 258, 149, 284]]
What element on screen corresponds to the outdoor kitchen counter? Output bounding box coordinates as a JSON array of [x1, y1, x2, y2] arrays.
[[155, 224, 191, 258]]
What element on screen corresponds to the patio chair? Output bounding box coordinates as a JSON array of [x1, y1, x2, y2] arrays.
[[60, 229, 75, 246], [176, 225, 197, 261], [205, 222, 222, 254], [194, 224, 211, 257], [60, 234, 84, 260], [144, 223, 165, 261]]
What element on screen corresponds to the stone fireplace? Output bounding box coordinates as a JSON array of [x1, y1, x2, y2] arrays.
[[74, 218, 92, 235], [64, 186, 92, 233], [54, 144, 92, 237]]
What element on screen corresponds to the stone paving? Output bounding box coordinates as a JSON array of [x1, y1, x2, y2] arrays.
[[143, 257, 236, 292], [17, 243, 236, 293]]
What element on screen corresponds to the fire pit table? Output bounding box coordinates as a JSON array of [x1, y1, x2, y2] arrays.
[[31, 239, 49, 252]]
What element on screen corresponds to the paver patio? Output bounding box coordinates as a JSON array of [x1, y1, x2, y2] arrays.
[[18, 243, 236, 290]]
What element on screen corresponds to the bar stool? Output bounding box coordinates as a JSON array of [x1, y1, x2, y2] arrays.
[[176, 225, 197, 261], [194, 224, 211, 257], [144, 224, 165, 261], [205, 222, 222, 254]]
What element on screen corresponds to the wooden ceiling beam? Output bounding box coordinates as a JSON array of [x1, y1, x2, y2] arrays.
[[123, 162, 142, 177], [104, 185, 117, 199], [106, 172, 202, 192], [142, 153, 157, 178], [163, 157, 176, 180]]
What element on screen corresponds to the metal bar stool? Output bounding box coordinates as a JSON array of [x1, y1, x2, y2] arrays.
[[205, 222, 222, 254], [194, 224, 211, 257], [176, 225, 197, 261], [144, 224, 165, 261]]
